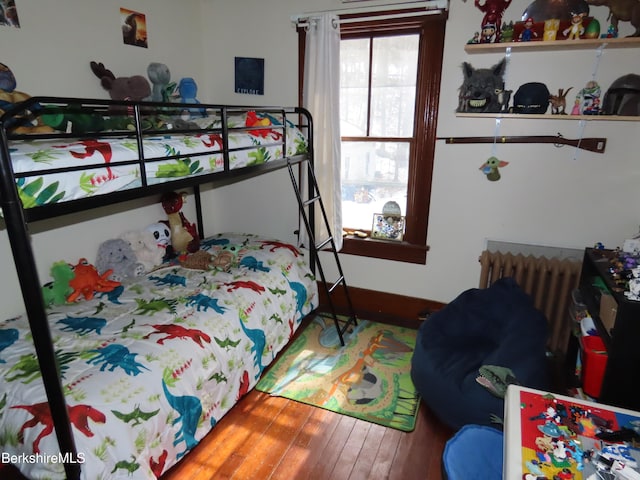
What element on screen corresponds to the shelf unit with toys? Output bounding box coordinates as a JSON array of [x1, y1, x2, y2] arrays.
[[459, 37, 640, 121]]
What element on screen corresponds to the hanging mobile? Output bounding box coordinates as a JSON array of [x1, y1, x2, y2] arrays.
[[480, 119, 508, 181], [480, 156, 509, 181]]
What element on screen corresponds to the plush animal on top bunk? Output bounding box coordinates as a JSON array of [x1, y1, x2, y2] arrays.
[[177, 77, 206, 117], [119, 228, 166, 272], [95, 238, 145, 282], [0, 62, 54, 134], [147, 62, 176, 103], [160, 191, 200, 254], [90, 61, 151, 103]]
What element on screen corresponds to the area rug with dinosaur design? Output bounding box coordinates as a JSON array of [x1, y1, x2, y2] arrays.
[[256, 316, 420, 431]]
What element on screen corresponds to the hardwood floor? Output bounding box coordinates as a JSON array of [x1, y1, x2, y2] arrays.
[[161, 390, 453, 480], [0, 390, 453, 480]]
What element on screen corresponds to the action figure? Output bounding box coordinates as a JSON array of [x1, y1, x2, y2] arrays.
[[475, 0, 513, 42]]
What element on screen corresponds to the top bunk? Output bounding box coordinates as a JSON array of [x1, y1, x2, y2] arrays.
[[0, 97, 312, 223]]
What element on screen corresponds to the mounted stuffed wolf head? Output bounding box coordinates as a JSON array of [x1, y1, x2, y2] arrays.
[[457, 59, 508, 113]]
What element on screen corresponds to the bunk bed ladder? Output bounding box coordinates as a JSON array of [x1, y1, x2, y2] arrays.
[[287, 157, 357, 346]]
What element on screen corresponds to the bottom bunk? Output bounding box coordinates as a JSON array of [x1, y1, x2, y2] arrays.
[[0, 232, 317, 479]]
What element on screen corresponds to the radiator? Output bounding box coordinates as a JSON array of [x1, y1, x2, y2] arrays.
[[479, 250, 582, 357]]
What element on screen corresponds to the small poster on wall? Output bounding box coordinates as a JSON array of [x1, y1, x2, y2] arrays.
[[121, 8, 148, 48], [0, 0, 20, 28], [235, 57, 264, 95]]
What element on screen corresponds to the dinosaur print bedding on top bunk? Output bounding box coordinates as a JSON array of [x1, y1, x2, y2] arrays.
[[0, 233, 317, 479], [6, 106, 308, 207]]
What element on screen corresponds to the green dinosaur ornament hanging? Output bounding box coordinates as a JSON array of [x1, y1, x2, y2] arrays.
[[480, 156, 509, 181]]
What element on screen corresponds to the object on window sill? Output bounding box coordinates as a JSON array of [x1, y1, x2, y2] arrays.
[[343, 229, 369, 239], [371, 213, 405, 241]]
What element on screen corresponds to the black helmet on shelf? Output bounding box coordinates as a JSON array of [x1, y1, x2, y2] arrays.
[[513, 82, 550, 114], [602, 74, 640, 116]]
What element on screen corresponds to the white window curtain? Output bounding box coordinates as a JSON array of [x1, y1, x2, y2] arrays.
[[302, 13, 342, 251]]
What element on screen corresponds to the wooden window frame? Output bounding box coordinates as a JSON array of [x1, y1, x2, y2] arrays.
[[298, 10, 446, 264]]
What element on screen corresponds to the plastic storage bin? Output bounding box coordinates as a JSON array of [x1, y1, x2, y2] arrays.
[[582, 335, 608, 398]]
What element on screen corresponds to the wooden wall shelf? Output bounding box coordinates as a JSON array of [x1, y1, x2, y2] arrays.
[[464, 37, 640, 53]]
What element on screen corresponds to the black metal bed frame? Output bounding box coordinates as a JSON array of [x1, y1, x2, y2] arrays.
[[0, 97, 356, 479]]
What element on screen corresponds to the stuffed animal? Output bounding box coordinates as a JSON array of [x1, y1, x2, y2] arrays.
[[0, 62, 54, 134], [90, 61, 151, 103], [146, 221, 173, 259], [120, 229, 165, 272], [42, 261, 75, 307], [67, 258, 121, 302], [147, 62, 175, 103], [96, 238, 145, 282], [160, 191, 200, 254], [177, 77, 206, 117]]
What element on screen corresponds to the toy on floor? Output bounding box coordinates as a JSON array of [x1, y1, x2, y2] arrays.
[[67, 258, 121, 302], [160, 191, 200, 254], [96, 238, 145, 282]]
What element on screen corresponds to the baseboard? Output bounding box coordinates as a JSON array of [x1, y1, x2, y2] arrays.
[[316, 282, 445, 328]]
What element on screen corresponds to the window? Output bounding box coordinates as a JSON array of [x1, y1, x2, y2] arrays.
[[298, 10, 446, 264]]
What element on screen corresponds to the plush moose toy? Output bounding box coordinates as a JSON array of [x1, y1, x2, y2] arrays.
[[90, 61, 151, 103]]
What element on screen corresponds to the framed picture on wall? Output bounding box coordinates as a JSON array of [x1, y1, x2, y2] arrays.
[[234, 57, 264, 95], [0, 0, 20, 28], [120, 8, 148, 48]]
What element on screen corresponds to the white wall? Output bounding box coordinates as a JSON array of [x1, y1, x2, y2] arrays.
[[0, 0, 205, 317], [1, 0, 639, 319], [200, 0, 640, 303]]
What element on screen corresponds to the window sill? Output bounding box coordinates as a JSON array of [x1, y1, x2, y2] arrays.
[[339, 235, 428, 264]]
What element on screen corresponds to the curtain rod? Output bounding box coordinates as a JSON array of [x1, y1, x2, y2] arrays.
[[291, 0, 448, 25]]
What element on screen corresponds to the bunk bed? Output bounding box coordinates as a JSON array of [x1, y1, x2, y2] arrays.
[[0, 97, 324, 479]]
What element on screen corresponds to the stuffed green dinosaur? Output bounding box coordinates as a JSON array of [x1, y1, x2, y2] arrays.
[[42, 261, 74, 307], [476, 364, 520, 425], [476, 364, 519, 398]]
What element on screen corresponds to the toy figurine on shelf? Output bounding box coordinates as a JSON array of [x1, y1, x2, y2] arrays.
[[549, 87, 573, 114], [519, 17, 539, 41], [571, 81, 602, 115], [468, 31, 481, 44], [480, 22, 498, 43], [500, 21, 515, 42], [474, 0, 513, 42], [562, 4, 589, 39], [600, 24, 618, 38]]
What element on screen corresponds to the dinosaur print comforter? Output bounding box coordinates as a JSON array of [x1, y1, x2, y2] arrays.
[[0, 233, 317, 479], [9, 110, 307, 208]]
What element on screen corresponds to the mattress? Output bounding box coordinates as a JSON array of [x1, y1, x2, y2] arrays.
[[0, 232, 317, 479], [8, 110, 308, 207]]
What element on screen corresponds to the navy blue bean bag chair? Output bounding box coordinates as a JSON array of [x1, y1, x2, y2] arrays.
[[410, 277, 550, 430]]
